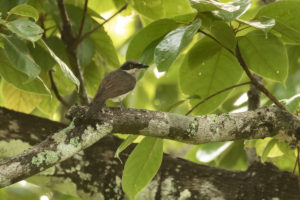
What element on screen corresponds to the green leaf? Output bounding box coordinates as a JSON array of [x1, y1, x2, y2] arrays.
[[28, 43, 56, 72], [90, 27, 120, 67], [6, 18, 43, 42], [39, 40, 80, 87], [114, 135, 138, 162], [238, 30, 288, 82], [179, 37, 243, 114], [237, 18, 275, 32], [83, 61, 104, 97], [195, 141, 233, 162], [0, 48, 49, 94], [261, 138, 278, 162], [2, 81, 43, 114], [2, 35, 40, 82], [154, 18, 201, 72], [256, 1, 300, 44], [77, 38, 94, 68], [126, 19, 179, 61], [207, 20, 236, 51], [190, 0, 251, 21], [8, 4, 39, 21], [122, 137, 163, 199], [129, 0, 195, 20], [283, 94, 300, 113]]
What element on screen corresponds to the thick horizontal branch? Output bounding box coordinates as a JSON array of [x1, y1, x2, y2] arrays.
[[92, 105, 300, 145], [0, 105, 299, 188]]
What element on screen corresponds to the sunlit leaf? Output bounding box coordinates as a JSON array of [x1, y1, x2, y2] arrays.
[[0, 48, 49, 94], [122, 137, 163, 199], [8, 4, 39, 21], [127, 19, 179, 61], [90, 27, 120, 67], [6, 18, 43, 42], [39, 40, 80, 87], [2, 81, 43, 114], [2, 35, 40, 82], [154, 18, 201, 72], [256, 1, 300, 44], [191, 0, 251, 21], [238, 30, 288, 82], [129, 0, 195, 20], [237, 18, 275, 32], [179, 37, 243, 114]]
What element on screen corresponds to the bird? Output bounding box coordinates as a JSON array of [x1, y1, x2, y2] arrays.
[[86, 60, 148, 118]]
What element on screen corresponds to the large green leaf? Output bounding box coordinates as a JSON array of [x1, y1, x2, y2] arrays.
[[179, 37, 243, 114], [28, 43, 56, 72], [0, 48, 49, 94], [2, 81, 43, 114], [256, 1, 300, 44], [8, 4, 39, 21], [190, 0, 251, 21], [2, 35, 40, 82], [77, 38, 94, 68], [154, 18, 201, 72], [90, 27, 120, 67], [207, 20, 236, 51], [6, 18, 43, 42], [238, 30, 288, 82], [129, 0, 195, 20], [122, 137, 163, 199], [39, 40, 80, 87], [126, 19, 179, 61], [83, 61, 104, 97]]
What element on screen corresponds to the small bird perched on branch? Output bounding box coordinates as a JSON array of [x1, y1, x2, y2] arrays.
[[87, 60, 148, 118]]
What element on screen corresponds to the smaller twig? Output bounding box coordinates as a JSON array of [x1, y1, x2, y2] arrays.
[[235, 45, 287, 111], [77, 0, 89, 41], [49, 69, 71, 108], [185, 82, 251, 116], [76, 3, 128, 45]]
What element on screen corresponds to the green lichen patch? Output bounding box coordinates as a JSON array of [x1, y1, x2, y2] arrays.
[[208, 114, 219, 123], [32, 150, 59, 167], [185, 118, 199, 137], [70, 136, 80, 147], [81, 123, 112, 148], [52, 120, 75, 143]]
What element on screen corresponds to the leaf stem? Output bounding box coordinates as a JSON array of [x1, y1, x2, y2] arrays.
[[185, 82, 251, 115], [235, 45, 287, 111]]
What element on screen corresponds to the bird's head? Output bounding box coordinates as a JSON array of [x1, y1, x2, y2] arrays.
[[120, 60, 148, 71]]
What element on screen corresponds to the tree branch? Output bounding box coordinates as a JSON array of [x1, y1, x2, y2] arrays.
[[0, 105, 299, 188], [56, 0, 89, 105], [77, 0, 89, 41], [49, 69, 71, 108], [185, 82, 251, 115]]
